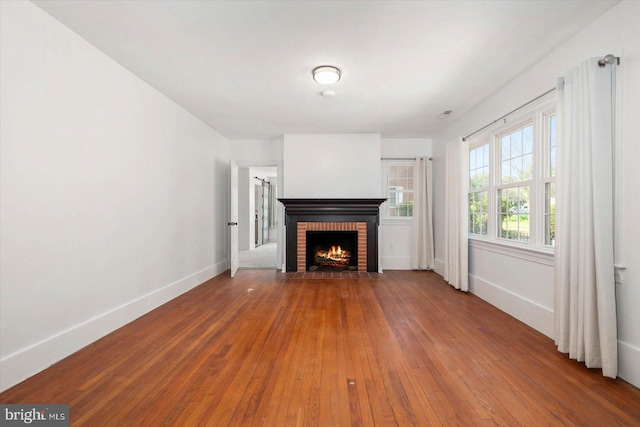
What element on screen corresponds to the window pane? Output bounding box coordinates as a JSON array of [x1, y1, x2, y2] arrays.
[[501, 124, 533, 184], [469, 191, 488, 236], [514, 157, 523, 180], [385, 162, 415, 219], [469, 144, 489, 189], [501, 137, 510, 160], [389, 190, 397, 204], [498, 214, 509, 238], [523, 126, 533, 154], [549, 114, 557, 177], [398, 193, 414, 217], [479, 166, 489, 188], [405, 176, 414, 191], [523, 153, 533, 180], [545, 182, 556, 246], [501, 162, 512, 184], [511, 130, 522, 156], [498, 186, 530, 242]]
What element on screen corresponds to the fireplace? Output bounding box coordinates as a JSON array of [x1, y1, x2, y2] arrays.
[[279, 198, 385, 272], [307, 231, 357, 271]]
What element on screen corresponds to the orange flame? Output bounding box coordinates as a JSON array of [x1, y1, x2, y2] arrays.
[[316, 245, 351, 263]]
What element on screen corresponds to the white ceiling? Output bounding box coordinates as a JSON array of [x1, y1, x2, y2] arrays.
[[33, 0, 618, 140]]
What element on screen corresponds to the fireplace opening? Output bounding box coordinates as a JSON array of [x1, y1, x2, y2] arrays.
[[306, 231, 358, 271]]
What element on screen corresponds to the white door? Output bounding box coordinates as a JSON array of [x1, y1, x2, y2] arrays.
[[229, 160, 239, 277]]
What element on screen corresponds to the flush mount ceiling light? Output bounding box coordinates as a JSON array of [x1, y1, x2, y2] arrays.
[[312, 66, 341, 85]]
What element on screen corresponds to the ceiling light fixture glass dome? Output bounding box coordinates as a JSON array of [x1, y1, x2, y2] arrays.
[[312, 66, 341, 84]]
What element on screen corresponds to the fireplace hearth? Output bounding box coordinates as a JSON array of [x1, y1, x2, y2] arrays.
[[279, 198, 386, 272]]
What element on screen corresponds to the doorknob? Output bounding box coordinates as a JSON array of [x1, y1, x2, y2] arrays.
[[227, 222, 238, 226]]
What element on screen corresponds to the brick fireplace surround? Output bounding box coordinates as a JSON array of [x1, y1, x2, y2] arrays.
[[297, 221, 367, 271], [279, 199, 386, 273]]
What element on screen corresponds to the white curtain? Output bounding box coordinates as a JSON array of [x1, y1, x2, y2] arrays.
[[411, 157, 434, 270], [444, 138, 469, 291], [554, 58, 617, 378]]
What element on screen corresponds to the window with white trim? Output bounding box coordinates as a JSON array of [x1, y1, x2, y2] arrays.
[[469, 143, 489, 235], [467, 97, 556, 250], [544, 113, 557, 246], [382, 160, 414, 220], [497, 123, 533, 242]]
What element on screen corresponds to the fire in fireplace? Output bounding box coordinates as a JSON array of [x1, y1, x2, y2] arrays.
[[306, 231, 358, 271]]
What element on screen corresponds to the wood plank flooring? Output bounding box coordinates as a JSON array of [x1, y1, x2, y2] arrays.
[[1, 270, 639, 426]]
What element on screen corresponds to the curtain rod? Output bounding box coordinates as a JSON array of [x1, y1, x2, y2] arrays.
[[254, 176, 271, 184], [462, 87, 556, 142], [381, 157, 432, 161], [462, 53, 620, 142], [598, 54, 620, 67]]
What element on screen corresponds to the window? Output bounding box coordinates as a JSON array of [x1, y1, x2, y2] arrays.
[[469, 143, 489, 235], [543, 113, 557, 246], [382, 161, 414, 219], [497, 123, 533, 242], [467, 96, 556, 250]]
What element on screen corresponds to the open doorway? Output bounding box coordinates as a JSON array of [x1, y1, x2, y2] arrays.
[[238, 166, 278, 269], [254, 177, 274, 247]]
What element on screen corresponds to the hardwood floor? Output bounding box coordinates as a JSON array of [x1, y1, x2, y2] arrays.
[[2, 270, 639, 426]]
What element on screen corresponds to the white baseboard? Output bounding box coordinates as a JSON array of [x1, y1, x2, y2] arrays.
[[469, 274, 639, 389], [619, 340, 640, 388], [0, 260, 227, 393], [469, 274, 554, 339], [4, 261, 636, 392]]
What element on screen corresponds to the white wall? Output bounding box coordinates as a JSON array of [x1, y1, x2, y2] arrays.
[[432, 0, 640, 387], [283, 134, 381, 198], [0, 1, 229, 392], [230, 138, 284, 168], [380, 139, 432, 270]]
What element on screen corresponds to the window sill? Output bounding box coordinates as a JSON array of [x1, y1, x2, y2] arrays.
[[468, 237, 554, 266]]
